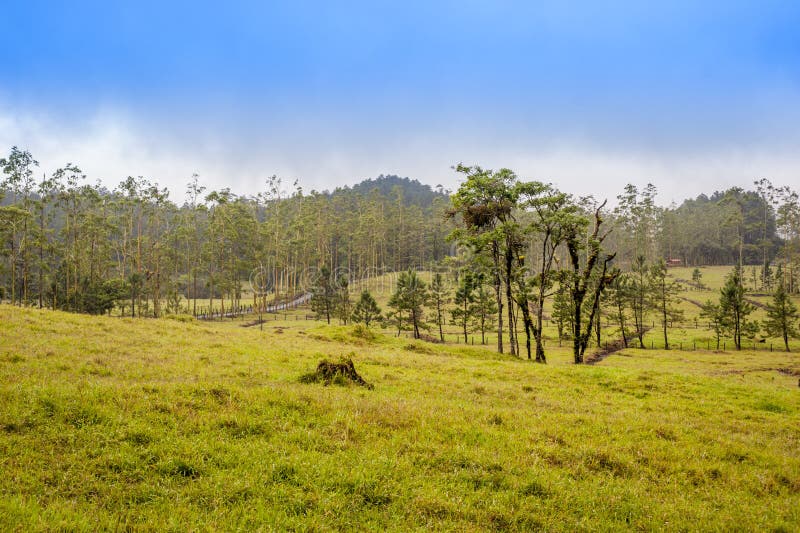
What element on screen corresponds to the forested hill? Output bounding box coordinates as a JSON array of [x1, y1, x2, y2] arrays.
[[0, 151, 454, 314], [658, 187, 783, 266], [329, 175, 447, 207]]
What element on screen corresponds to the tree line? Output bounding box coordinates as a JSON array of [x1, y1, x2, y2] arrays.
[[439, 166, 798, 361], [0, 147, 450, 316], [2, 147, 798, 356]]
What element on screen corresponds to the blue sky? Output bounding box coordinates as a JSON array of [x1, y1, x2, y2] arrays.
[[1, 1, 798, 202]]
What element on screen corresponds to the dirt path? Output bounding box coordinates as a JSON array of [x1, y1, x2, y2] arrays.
[[674, 277, 705, 290], [745, 298, 767, 310], [241, 293, 312, 327], [680, 296, 704, 308], [682, 293, 766, 310], [586, 327, 652, 365]]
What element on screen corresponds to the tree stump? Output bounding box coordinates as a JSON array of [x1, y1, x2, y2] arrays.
[[300, 358, 373, 389]]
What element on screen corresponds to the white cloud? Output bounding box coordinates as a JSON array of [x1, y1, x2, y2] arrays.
[[1, 105, 797, 206]]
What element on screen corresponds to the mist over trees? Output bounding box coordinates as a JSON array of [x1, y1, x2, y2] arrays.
[[2, 145, 799, 359], [1, 152, 451, 316]]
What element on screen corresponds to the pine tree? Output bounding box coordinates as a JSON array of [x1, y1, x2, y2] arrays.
[[630, 255, 651, 348], [428, 272, 449, 342], [389, 270, 428, 339], [551, 275, 573, 341], [450, 272, 475, 343], [351, 290, 382, 327], [718, 266, 758, 350], [700, 300, 724, 350], [335, 275, 351, 325], [608, 274, 633, 348], [691, 268, 704, 289], [764, 268, 798, 351], [310, 265, 337, 324], [649, 259, 684, 349]]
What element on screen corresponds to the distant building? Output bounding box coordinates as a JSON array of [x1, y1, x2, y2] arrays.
[[666, 258, 682, 267]]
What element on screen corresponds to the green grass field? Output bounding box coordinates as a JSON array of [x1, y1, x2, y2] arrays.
[[1, 298, 799, 531]]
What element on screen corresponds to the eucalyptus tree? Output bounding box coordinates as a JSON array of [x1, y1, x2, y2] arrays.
[[659, 202, 682, 263], [258, 175, 290, 298], [517, 181, 581, 362], [204, 189, 232, 315], [204, 189, 259, 315], [80, 183, 115, 297], [775, 187, 799, 293], [564, 201, 618, 363], [184, 174, 207, 315], [754, 178, 779, 290], [141, 183, 173, 317], [56, 166, 90, 310], [34, 172, 62, 308], [113, 175, 151, 314], [227, 198, 259, 311], [0, 147, 39, 304], [613, 183, 659, 265], [0, 205, 28, 304], [448, 165, 519, 354]]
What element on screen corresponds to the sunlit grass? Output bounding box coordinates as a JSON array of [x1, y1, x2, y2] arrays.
[[1, 303, 798, 530]]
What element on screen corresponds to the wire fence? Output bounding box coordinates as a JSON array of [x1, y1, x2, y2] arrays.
[[191, 299, 792, 353]]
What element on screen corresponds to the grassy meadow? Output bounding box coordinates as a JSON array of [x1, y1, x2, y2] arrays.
[[2, 270, 800, 532]]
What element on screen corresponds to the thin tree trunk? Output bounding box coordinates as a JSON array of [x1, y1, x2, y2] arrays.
[[493, 242, 503, 354], [617, 299, 628, 348], [505, 245, 516, 356]]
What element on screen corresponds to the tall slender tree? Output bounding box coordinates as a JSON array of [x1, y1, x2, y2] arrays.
[[565, 201, 618, 363], [448, 165, 518, 354], [451, 271, 475, 343], [517, 182, 580, 361], [764, 267, 798, 351], [649, 259, 684, 349], [428, 272, 449, 342], [630, 255, 650, 348], [1, 147, 39, 304]]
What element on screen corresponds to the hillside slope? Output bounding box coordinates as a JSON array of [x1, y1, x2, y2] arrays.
[[1, 306, 798, 530]]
